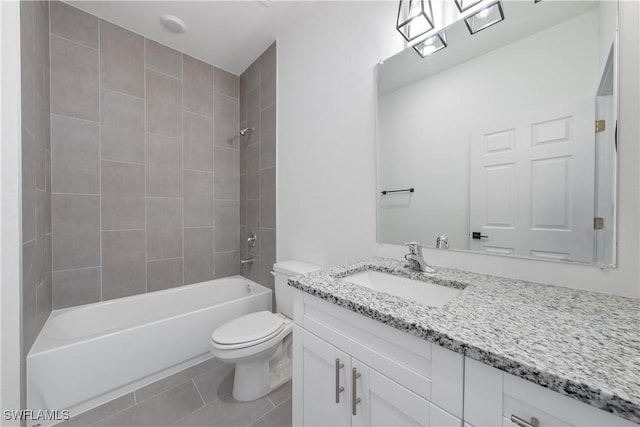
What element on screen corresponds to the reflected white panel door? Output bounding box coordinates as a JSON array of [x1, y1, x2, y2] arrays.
[[351, 359, 430, 427], [469, 99, 595, 262], [300, 329, 352, 427]]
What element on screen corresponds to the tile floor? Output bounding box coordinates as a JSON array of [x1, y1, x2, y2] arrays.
[[58, 357, 292, 427]]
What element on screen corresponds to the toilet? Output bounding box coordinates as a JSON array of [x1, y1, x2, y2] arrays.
[[210, 260, 321, 402]]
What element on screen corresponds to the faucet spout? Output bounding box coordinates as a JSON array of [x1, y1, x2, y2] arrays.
[[403, 242, 436, 273]]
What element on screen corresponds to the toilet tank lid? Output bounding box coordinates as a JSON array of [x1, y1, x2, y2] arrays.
[[273, 260, 322, 277]]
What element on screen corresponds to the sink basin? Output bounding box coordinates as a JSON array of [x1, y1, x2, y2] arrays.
[[343, 271, 462, 308]]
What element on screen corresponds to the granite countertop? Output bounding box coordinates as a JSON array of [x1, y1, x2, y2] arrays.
[[288, 257, 640, 423]]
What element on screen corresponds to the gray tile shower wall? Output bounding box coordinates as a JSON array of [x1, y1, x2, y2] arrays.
[[21, 0, 52, 354], [239, 43, 277, 291], [49, 2, 242, 309]]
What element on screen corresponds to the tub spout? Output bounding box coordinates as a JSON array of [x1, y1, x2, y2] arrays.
[[240, 258, 255, 266]]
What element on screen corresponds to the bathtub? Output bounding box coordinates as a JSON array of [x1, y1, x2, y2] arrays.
[[27, 276, 271, 420]]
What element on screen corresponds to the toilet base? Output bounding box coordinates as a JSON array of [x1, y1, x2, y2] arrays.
[[231, 345, 292, 402]]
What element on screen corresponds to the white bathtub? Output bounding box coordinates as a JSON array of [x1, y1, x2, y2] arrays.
[[27, 276, 271, 420]]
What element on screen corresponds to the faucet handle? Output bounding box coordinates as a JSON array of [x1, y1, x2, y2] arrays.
[[403, 242, 422, 255]]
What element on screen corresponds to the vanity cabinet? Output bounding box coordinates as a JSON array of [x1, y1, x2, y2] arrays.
[[464, 357, 635, 427], [292, 289, 464, 427]]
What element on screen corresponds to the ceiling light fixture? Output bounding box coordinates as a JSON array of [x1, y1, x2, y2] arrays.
[[160, 14, 186, 34], [413, 31, 447, 58], [396, 0, 435, 42], [453, 0, 484, 13], [464, 1, 504, 34]]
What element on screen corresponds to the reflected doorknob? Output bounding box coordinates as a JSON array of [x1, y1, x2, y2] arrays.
[[472, 232, 488, 240]]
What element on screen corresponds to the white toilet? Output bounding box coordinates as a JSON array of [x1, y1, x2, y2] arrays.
[[210, 260, 321, 402]]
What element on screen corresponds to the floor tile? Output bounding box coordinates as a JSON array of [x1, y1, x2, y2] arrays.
[[192, 363, 235, 404], [267, 382, 291, 407], [136, 358, 224, 403], [94, 382, 203, 427], [249, 398, 292, 427], [59, 393, 135, 427], [173, 393, 273, 427]]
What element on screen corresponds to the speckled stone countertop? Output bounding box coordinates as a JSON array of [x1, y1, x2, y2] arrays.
[[288, 257, 640, 423]]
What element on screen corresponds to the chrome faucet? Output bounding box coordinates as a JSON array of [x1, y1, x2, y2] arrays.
[[404, 242, 436, 273]]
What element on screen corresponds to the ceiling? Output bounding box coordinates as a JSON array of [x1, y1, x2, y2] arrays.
[[67, 1, 314, 75]]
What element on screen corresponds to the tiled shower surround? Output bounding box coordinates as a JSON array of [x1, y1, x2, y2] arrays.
[[239, 44, 277, 292], [21, 0, 52, 353], [46, 2, 276, 309]]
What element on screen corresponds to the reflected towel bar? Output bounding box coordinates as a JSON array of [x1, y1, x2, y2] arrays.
[[381, 188, 414, 195]]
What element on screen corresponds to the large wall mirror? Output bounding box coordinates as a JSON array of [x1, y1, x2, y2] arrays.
[[377, 0, 618, 266]]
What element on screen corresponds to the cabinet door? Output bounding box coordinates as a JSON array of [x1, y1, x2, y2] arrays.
[[297, 328, 351, 426], [352, 359, 430, 427]]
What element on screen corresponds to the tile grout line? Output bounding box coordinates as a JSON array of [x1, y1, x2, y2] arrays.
[[49, 111, 99, 125], [100, 158, 145, 167], [51, 192, 100, 197], [50, 32, 98, 52], [183, 106, 213, 119], [192, 378, 206, 407], [52, 265, 101, 274], [168, 391, 233, 427], [148, 256, 183, 263], [245, 399, 279, 427], [145, 65, 183, 82], [146, 129, 182, 140], [101, 85, 144, 101], [265, 395, 276, 408]]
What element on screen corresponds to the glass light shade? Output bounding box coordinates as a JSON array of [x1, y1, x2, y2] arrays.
[[413, 31, 447, 58], [465, 1, 504, 34], [397, 0, 434, 42], [453, 0, 483, 12]]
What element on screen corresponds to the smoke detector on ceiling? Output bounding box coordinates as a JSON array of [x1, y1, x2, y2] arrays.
[[161, 14, 186, 34]]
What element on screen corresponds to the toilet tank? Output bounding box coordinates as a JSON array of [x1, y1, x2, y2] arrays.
[[273, 260, 322, 318]]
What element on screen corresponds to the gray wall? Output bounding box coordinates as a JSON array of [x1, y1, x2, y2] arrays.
[[49, 2, 241, 309], [21, 0, 52, 354], [239, 43, 277, 291]]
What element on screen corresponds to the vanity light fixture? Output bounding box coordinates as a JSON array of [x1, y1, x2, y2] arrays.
[[464, 1, 504, 34], [453, 0, 484, 13], [413, 30, 447, 58], [396, 0, 435, 42]]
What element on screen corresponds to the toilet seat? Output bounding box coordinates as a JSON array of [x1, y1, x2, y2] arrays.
[[210, 312, 291, 355], [212, 311, 284, 349]]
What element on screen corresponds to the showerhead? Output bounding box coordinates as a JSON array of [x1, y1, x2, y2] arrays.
[[239, 127, 255, 136]]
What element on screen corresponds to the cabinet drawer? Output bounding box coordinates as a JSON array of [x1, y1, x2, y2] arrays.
[[464, 357, 634, 427]]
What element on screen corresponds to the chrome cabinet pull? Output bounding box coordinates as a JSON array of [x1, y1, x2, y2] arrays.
[[351, 368, 361, 416], [511, 415, 539, 427], [335, 359, 344, 403]]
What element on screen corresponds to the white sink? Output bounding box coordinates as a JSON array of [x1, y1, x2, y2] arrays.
[[343, 271, 462, 308]]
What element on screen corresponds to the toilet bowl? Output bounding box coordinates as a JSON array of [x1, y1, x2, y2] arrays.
[[210, 260, 321, 402]]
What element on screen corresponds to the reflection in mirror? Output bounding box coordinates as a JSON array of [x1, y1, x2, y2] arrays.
[[377, 0, 617, 266]]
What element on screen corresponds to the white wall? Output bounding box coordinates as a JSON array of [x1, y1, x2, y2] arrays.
[[277, 1, 403, 267], [378, 10, 600, 249], [277, 1, 639, 298], [1, 0, 24, 421]]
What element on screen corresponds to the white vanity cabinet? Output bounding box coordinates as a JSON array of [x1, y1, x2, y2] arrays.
[[464, 357, 635, 427], [292, 289, 464, 427]]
